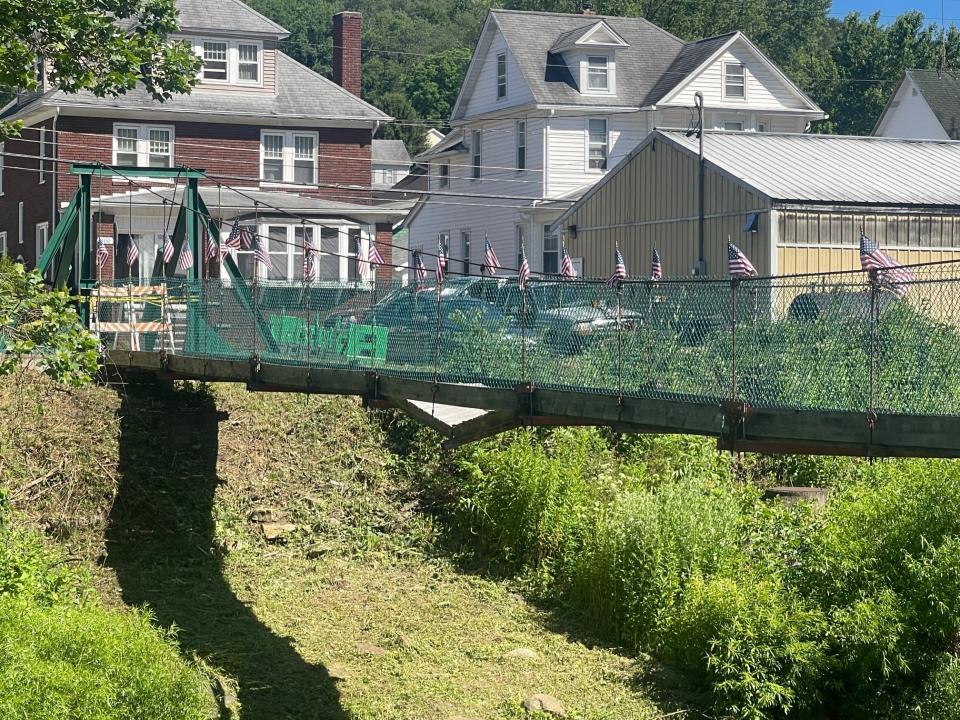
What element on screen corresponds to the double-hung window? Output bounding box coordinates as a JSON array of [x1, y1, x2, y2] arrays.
[[113, 124, 174, 168], [35, 222, 49, 277], [260, 131, 318, 185], [472, 130, 482, 180], [587, 56, 609, 91], [202, 41, 228, 81], [496, 53, 507, 99], [543, 225, 558, 275], [238, 43, 260, 83], [0, 232, 6, 256], [724, 63, 746, 99], [588, 119, 608, 171], [516, 120, 526, 170]]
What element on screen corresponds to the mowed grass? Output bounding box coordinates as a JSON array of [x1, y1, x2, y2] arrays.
[[1, 376, 663, 720]]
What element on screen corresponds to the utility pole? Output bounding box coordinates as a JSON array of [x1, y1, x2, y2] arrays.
[[694, 91, 705, 276]]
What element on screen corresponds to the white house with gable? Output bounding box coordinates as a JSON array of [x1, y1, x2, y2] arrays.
[[405, 8, 826, 277]]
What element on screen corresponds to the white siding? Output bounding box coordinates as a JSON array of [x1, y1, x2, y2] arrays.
[[670, 40, 809, 111], [464, 31, 535, 118], [875, 77, 950, 140], [545, 112, 648, 198]]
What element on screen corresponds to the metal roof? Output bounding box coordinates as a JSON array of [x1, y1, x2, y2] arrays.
[[663, 130, 960, 207], [1, 52, 389, 123]]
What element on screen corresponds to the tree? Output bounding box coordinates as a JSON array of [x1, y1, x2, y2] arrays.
[[374, 91, 428, 157], [0, 260, 98, 386], [0, 0, 200, 137], [402, 47, 472, 123]]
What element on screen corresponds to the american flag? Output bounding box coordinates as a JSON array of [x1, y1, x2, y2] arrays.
[[651, 248, 663, 281], [303, 246, 317, 282], [728, 242, 757, 278], [414, 251, 428, 283], [356, 247, 369, 278], [96, 239, 110, 269], [368, 242, 384, 267], [177, 241, 194, 272], [252, 234, 273, 272], [126, 239, 140, 268], [162, 234, 174, 263], [607, 246, 626, 288], [518, 243, 530, 291], [204, 229, 219, 261], [225, 221, 244, 250], [437, 237, 447, 283], [560, 242, 576, 279], [860, 234, 913, 295], [483, 236, 501, 275]]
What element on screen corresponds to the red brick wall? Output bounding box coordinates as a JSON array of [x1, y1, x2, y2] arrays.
[[332, 12, 362, 98], [55, 117, 372, 204], [374, 222, 393, 284], [0, 121, 56, 266]]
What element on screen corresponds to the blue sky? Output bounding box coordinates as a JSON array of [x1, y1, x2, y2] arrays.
[[831, 0, 960, 24]]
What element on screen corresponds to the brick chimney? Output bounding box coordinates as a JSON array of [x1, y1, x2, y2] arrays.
[[332, 11, 362, 97]]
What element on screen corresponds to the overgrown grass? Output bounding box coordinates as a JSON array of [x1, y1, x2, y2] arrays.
[[393, 418, 960, 719], [0, 500, 210, 720]]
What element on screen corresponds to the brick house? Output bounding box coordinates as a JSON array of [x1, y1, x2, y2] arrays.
[[0, 0, 406, 283]]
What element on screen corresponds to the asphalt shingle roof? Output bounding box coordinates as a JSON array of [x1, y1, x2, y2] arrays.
[[372, 139, 412, 164], [175, 0, 288, 36], [641, 32, 737, 106], [908, 69, 960, 139], [490, 9, 685, 108], [1, 52, 388, 122]]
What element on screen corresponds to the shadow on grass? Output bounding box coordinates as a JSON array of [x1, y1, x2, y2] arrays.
[[105, 383, 348, 720]]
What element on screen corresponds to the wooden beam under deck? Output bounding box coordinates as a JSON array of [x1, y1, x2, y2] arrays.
[[106, 350, 960, 458]]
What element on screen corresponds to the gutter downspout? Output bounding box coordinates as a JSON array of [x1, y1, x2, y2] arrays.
[[50, 107, 59, 235]]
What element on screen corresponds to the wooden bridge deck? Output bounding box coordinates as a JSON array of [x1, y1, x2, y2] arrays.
[[108, 350, 960, 458]]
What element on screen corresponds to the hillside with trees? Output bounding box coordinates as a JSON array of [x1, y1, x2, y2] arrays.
[[246, 0, 960, 152]]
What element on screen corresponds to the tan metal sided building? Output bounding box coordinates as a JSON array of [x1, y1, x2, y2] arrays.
[[552, 130, 960, 279]]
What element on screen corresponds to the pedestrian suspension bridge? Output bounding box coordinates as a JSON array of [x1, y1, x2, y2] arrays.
[[39, 164, 960, 457]]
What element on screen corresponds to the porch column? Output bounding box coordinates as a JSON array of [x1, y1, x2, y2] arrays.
[[374, 222, 394, 285]]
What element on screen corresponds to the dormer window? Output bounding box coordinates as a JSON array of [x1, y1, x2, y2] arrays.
[[238, 43, 261, 83], [202, 41, 228, 81], [195, 38, 264, 87], [587, 56, 608, 91], [496, 53, 507, 99], [724, 63, 746, 99]]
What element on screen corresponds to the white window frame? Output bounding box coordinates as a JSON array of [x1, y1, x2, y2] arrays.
[[756, 116, 770, 133], [543, 224, 558, 275], [201, 39, 229, 83], [111, 123, 175, 179], [586, 118, 608, 172], [237, 42, 262, 85], [259, 130, 319, 187], [496, 53, 507, 100], [516, 120, 526, 170], [471, 130, 482, 180], [723, 62, 746, 100], [723, 120, 744, 131], [194, 38, 264, 88], [35, 222, 49, 273], [38, 128, 46, 184], [437, 163, 449, 189], [0, 142, 5, 196], [585, 55, 612, 94], [0, 232, 7, 256]]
